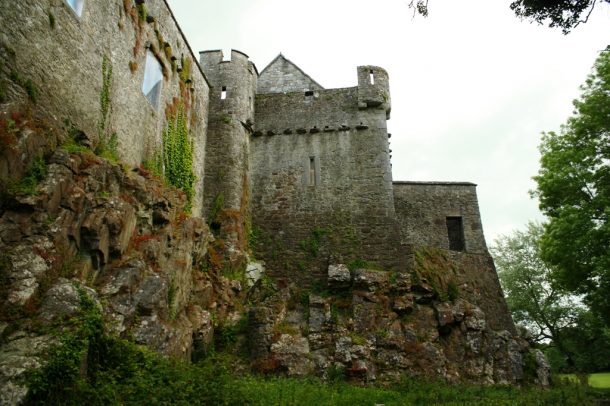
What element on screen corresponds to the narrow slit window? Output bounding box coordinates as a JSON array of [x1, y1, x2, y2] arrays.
[[66, 0, 85, 16], [446, 217, 465, 251], [369, 70, 374, 85], [142, 50, 163, 109], [309, 157, 316, 186], [221, 86, 227, 100]]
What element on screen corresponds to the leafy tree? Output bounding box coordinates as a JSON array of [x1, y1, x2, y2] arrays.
[[407, 0, 609, 33], [555, 311, 610, 372], [491, 222, 584, 366], [510, 0, 609, 34], [533, 50, 610, 325]]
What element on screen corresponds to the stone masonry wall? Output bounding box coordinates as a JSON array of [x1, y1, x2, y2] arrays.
[[199, 50, 257, 258], [257, 54, 323, 94], [0, 0, 209, 214], [393, 182, 488, 253], [251, 87, 406, 279]]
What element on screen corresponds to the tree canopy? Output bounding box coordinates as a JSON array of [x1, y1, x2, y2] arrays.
[[492, 222, 610, 372], [533, 50, 610, 325], [510, 0, 608, 33], [491, 223, 583, 343], [407, 0, 609, 33]]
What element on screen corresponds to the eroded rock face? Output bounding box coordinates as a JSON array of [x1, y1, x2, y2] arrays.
[[0, 148, 244, 401], [246, 264, 549, 386], [0, 334, 54, 406]]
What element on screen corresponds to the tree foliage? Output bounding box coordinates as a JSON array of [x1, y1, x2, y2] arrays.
[[510, 0, 608, 34], [533, 50, 610, 325], [491, 222, 583, 344], [407, 0, 609, 33], [492, 223, 610, 372]]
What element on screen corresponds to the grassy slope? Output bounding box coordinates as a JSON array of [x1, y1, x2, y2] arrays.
[[589, 373, 610, 389]]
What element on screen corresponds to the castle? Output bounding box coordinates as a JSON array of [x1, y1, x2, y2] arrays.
[[0, 0, 487, 278], [201, 49, 489, 281], [0, 0, 544, 390]]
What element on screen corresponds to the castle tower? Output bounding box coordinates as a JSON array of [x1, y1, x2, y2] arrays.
[[357, 66, 391, 119], [200, 50, 258, 261], [249, 58, 404, 279]]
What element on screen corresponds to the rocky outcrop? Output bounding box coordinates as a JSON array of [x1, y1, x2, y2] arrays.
[[0, 145, 243, 403], [247, 262, 547, 386]]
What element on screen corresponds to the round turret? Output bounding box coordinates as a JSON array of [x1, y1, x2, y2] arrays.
[[357, 65, 391, 119]]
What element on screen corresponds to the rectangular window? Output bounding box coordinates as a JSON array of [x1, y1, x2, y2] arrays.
[[446, 217, 465, 251], [369, 69, 374, 85], [309, 157, 316, 186], [142, 50, 163, 109], [221, 86, 227, 100], [65, 0, 84, 16]]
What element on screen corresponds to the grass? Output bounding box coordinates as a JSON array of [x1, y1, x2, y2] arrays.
[[589, 372, 610, 388], [23, 292, 610, 405], [559, 372, 610, 389], [229, 377, 609, 405], [8, 156, 47, 195]]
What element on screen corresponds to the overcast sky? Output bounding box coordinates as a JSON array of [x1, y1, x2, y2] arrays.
[[167, 0, 609, 246]]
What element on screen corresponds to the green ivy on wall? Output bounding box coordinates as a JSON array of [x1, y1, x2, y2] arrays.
[[163, 105, 195, 211]]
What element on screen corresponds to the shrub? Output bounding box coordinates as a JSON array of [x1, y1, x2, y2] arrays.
[[8, 156, 47, 195]]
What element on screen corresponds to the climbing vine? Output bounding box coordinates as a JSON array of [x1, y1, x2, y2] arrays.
[[163, 101, 195, 211]]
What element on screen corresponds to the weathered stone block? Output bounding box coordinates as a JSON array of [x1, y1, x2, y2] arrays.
[[353, 269, 389, 292], [327, 263, 351, 290], [246, 261, 264, 287]]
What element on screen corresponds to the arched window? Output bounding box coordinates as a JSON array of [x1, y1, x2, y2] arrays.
[[142, 50, 163, 109]]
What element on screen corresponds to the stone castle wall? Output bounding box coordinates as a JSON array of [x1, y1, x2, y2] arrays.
[[0, 0, 209, 214], [200, 50, 257, 256], [257, 55, 323, 94], [250, 82, 406, 278], [393, 182, 488, 253]]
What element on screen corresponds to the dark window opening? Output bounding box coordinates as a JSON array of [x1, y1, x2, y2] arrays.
[[221, 86, 227, 100], [446, 217, 465, 251], [309, 157, 316, 186], [304, 90, 314, 97]]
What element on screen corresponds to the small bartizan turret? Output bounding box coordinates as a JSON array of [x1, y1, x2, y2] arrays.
[[357, 65, 391, 119]]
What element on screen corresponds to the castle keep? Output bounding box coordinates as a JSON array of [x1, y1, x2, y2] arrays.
[[0, 0, 548, 394]]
